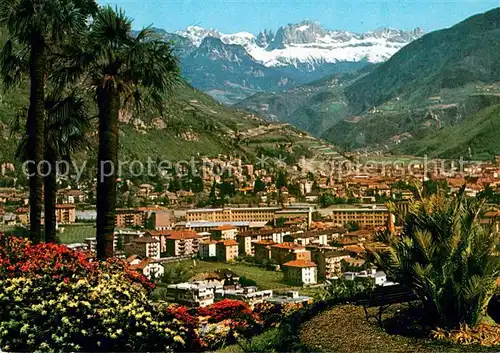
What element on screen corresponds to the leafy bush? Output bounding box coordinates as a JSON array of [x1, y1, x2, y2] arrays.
[[0, 234, 189, 352], [239, 275, 257, 287], [327, 277, 376, 300], [373, 189, 500, 328], [254, 301, 305, 328]]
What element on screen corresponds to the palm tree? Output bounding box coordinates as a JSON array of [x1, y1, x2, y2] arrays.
[[59, 6, 179, 258], [373, 187, 500, 328], [43, 92, 89, 242], [0, 0, 97, 243], [14, 92, 89, 242]]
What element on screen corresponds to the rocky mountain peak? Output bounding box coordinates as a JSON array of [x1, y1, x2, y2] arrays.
[[256, 29, 275, 48], [267, 20, 327, 50]]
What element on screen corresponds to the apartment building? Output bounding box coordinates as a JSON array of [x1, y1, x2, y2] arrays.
[[216, 240, 239, 262], [270, 242, 311, 265], [85, 236, 118, 254], [236, 228, 294, 255], [115, 209, 143, 228], [176, 221, 255, 233], [283, 228, 345, 246], [186, 207, 280, 223], [164, 230, 201, 257], [283, 260, 317, 285], [223, 287, 273, 306], [211, 225, 238, 241], [310, 249, 351, 279], [199, 240, 217, 259], [253, 240, 275, 263], [139, 208, 174, 230], [165, 282, 219, 307], [55, 204, 76, 224], [125, 237, 160, 259], [274, 207, 313, 228], [236, 232, 253, 255], [329, 205, 390, 229]]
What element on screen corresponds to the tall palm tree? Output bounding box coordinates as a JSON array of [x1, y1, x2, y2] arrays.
[[14, 91, 89, 242], [43, 92, 89, 242], [0, 0, 97, 243], [59, 6, 179, 258]]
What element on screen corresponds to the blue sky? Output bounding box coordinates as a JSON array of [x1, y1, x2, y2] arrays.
[[99, 0, 500, 34]]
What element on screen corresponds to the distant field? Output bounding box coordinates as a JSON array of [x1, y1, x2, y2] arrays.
[[358, 155, 424, 164], [0, 226, 28, 238], [0, 224, 95, 243], [175, 260, 324, 297], [58, 224, 95, 244]]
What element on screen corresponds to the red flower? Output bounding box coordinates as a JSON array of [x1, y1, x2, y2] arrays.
[[198, 299, 254, 323], [0, 235, 154, 291]]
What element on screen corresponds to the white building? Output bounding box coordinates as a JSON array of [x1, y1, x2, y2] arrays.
[[127, 255, 164, 279], [165, 281, 221, 307], [344, 268, 394, 286], [221, 286, 273, 305], [282, 260, 317, 285]]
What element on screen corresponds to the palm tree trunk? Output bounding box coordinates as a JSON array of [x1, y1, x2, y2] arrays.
[[96, 88, 119, 259], [44, 151, 58, 243], [27, 37, 45, 243]]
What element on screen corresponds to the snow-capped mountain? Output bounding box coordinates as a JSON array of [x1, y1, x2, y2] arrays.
[[162, 21, 423, 103], [175, 21, 423, 70], [180, 36, 296, 104]]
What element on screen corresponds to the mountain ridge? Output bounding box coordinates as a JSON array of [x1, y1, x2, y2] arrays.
[[174, 21, 423, 69], [150, 21, 423, 103]]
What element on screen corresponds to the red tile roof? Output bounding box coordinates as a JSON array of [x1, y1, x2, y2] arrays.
[[483, 211, 500, 218], [164, 230, 200, 240], [133, 237, 160, 244], [217, 240, 238, 246], [254, 240, 276, 246], [129, 258, 154, 270], [271, 242, 305, 250], [344, 245, 365, 254], [56, 204, 76, 209], [283, 260, 317, 268]]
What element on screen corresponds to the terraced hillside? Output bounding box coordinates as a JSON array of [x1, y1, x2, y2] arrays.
[[235, 68, 375, 136], [0, 75, 336, 168]]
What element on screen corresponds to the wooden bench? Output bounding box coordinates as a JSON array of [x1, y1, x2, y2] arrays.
[[355, 284, 418, 324]]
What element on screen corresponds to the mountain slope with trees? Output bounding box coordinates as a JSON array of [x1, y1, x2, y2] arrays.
[[235, 67, 375, 136], [345, 7, 500, 111], [317, 8, 500, 157]]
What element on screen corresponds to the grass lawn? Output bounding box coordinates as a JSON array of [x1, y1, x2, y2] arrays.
[[0, 225, 28, 238], [58, 224, 95, 244], [187, 260, 325, 296], [192, 261, 289, 290]]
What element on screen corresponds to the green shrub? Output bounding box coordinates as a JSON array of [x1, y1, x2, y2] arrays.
[[373, 188, 500, 328]]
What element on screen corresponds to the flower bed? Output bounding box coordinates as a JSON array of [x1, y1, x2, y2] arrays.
[[0, 234, 305, 352]]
